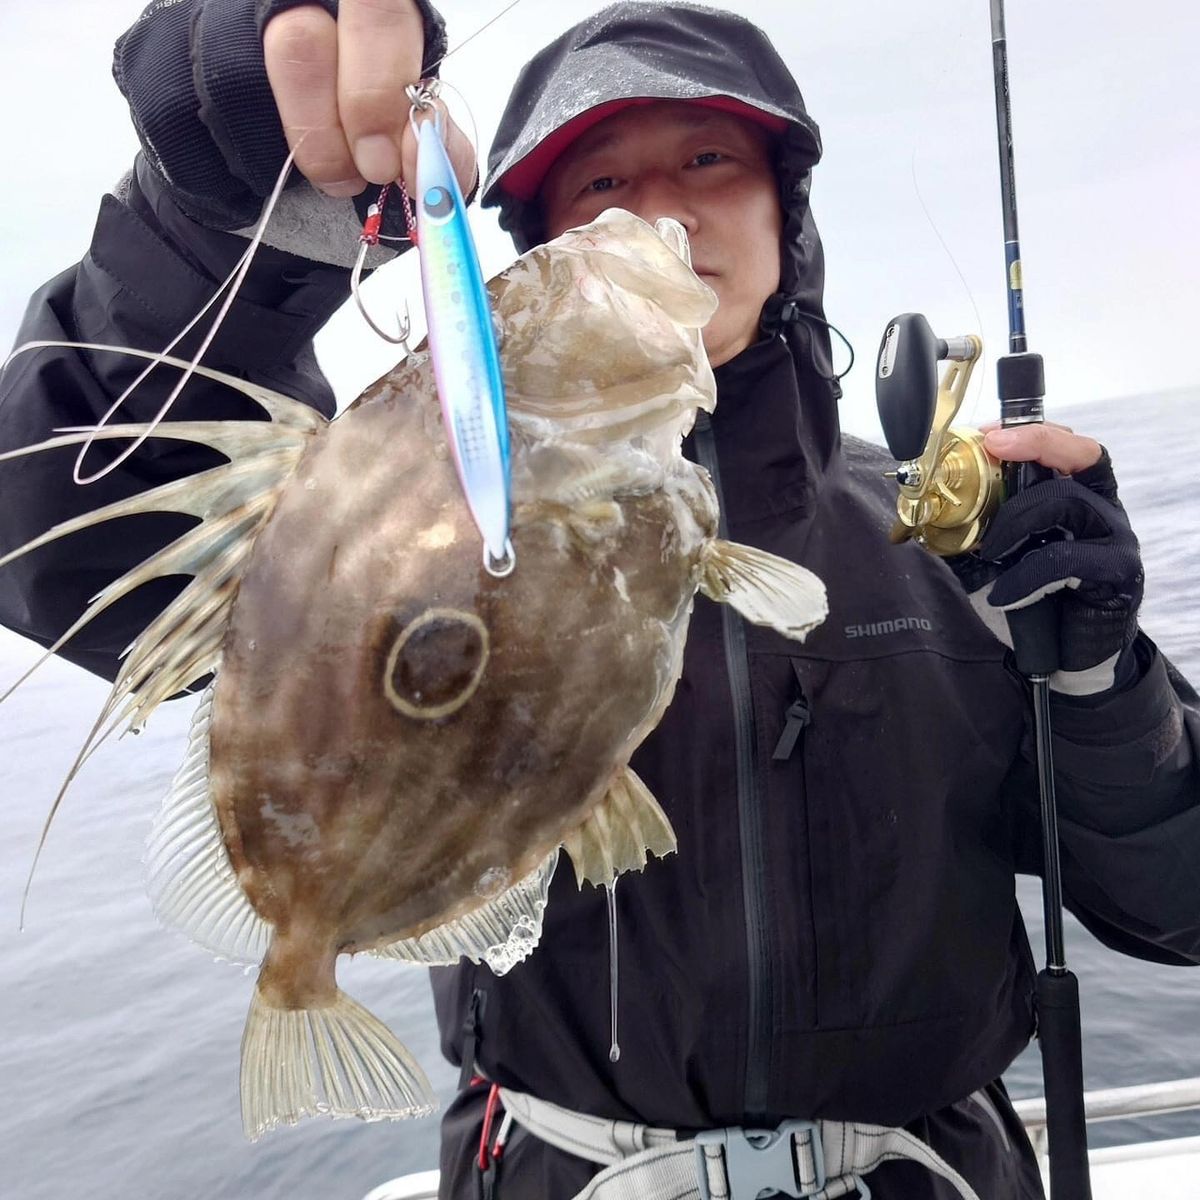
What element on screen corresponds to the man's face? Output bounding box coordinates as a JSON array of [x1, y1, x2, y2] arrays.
[[539, 102, 784, 368]]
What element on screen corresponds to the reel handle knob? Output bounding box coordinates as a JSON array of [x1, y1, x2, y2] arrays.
[[876, 313, 941, 461]]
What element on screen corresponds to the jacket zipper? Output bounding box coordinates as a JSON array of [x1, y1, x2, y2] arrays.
[[693, 411, 773, 1120], [772, 691, 811, 761], [458, 986, 487, 1089]]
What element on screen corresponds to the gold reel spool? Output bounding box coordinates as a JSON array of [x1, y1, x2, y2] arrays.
[[882, 333, 1003, 557]]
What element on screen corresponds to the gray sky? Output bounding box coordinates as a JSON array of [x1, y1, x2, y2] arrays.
[[2, 0, 1197, 438]]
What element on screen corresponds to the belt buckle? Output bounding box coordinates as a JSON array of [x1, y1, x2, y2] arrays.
[[694, 1119, 824, 1200]]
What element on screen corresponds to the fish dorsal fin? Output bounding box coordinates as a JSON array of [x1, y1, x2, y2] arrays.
[[699, 539, 829, 641], [561, 766, 677, 889], [145, 684, 272, 965], [368, 848, 559, 976], [1, 408, 313, 719]]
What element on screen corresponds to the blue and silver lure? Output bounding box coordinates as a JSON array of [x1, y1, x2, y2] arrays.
[[412, 98, 513, 577]]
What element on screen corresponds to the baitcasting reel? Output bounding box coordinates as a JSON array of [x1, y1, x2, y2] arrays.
[[875, 313, 1003, 557]]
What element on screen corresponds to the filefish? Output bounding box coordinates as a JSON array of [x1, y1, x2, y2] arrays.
[[0, 208, 827, 1139]]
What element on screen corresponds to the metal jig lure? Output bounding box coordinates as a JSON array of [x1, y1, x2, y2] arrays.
[[351, 83, 513, 578]]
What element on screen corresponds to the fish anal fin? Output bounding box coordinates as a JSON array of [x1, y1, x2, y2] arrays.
[[368, 848, 559, 977], [145, 686, 271, 964], [699, 538, 828, 641], [240, 975, 434, 1141], [562, 767, 677, 889]]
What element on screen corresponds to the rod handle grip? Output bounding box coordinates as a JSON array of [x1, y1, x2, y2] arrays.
[[1000, 459, 1061, 676], [1006, 601, 1059, 677], [1037, 969, 1094, 1200]]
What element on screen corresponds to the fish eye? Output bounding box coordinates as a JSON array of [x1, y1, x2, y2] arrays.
[[422, 186, 455, 220], [383, 607, 490, 720]]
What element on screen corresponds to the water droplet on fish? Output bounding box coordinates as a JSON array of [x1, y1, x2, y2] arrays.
[[475, 866, 510, 899], [247, 640, 257, 652], [607, 879, 620, 1064], [304, 478, 316, 491]]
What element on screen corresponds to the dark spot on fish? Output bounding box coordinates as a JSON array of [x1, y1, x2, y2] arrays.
[[384, 608, 489, 720]]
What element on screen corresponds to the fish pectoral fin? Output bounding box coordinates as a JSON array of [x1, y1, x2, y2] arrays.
[[699, 538, 829, 641], [368, 848, 558, 977], [241, 973, 435, 1140], [562, 766, 677, 889]]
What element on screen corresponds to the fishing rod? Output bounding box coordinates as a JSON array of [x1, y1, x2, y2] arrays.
[[874, 3, 1092, 1197], [989, 4, 1092, 1196]]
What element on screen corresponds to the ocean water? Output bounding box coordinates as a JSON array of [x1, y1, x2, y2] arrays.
[[1, 388, 1197, 1200]]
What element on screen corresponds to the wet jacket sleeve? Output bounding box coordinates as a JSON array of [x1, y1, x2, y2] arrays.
[[0, 158, 352, 682], [1008, 633, 1200, 964]]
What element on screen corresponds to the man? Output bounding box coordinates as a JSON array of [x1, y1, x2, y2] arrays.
[[1, 3, 1197, 1199]]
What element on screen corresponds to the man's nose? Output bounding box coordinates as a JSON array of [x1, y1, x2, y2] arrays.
[[625, 175, 699, 234]]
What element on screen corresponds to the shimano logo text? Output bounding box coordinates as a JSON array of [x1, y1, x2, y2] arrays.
[[844, 616, 932, 639]]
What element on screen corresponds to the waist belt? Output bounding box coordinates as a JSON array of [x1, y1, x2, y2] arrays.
[[498, 1088, 983, 1200]]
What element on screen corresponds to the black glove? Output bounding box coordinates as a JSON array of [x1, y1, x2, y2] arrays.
[[113, 0, 446, 238], [951, 449, 1144, 695]]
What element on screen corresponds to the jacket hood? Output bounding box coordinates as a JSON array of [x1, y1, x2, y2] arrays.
[[482, 2, 839, 385]]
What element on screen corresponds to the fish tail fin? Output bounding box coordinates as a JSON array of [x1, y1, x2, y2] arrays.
[[240, 983, 436, 1140], [699, 538, 829, 641]]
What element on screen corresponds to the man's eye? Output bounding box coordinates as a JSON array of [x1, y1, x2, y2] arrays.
[[692, 151, 724, 167], [587, 177, 616, 193]]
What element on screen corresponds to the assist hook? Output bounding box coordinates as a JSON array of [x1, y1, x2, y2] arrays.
[[349, 81, 446, 348]]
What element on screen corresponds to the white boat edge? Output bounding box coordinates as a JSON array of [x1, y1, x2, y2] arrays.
[[363, 1169, 439, 1200]]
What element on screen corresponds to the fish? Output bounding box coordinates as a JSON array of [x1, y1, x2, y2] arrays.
[[0, 207, 827, 1139]]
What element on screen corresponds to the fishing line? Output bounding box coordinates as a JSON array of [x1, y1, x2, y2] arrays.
[[434, 77, 484, 189], [426, 0, 527, 75], [908, 147, 989, 425], [67, 142, 305, 486]]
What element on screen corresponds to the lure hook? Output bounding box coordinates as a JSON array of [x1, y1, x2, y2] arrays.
[[351, 238, 411, 347], [351, 184, 415, 348]]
